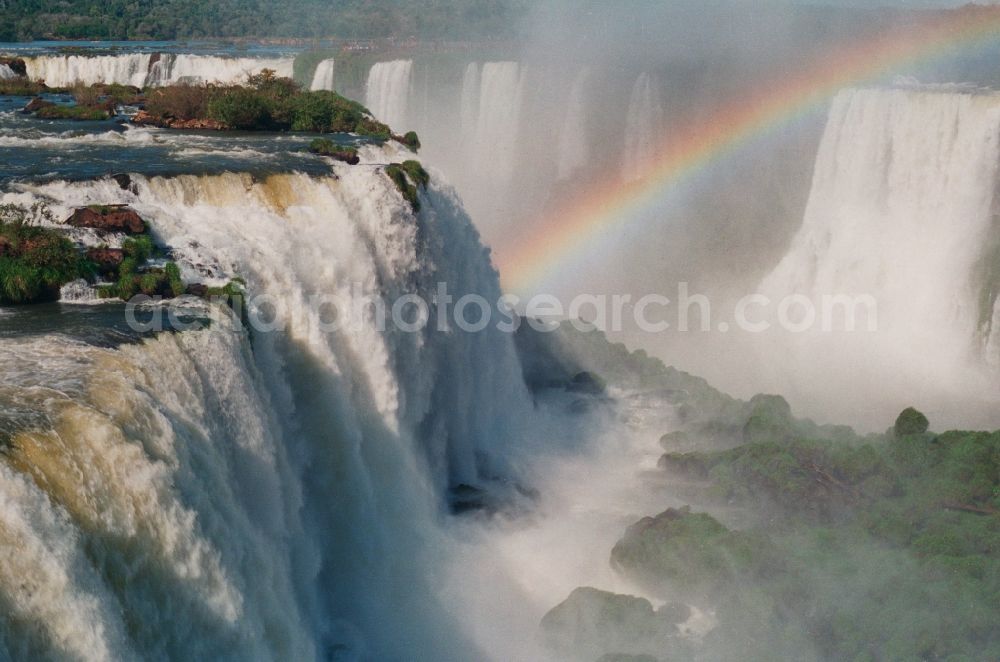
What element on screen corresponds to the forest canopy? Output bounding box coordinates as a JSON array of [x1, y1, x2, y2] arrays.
[[0, 0, 529, 41]]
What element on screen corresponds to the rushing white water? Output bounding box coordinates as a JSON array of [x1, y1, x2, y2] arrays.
[[460, 63, 481, 141], [24, 53, 153, 87], [0, 147, 537, 659], [364, 60, 413, 130], [621, 72, 664, 182], [556, 68, 591, 180], [0, 64, 17, 80], [754, 87, 1000, 424], [310, 59, 336, 91], [22, 53, 294, 87], [473, 62, 526, 189]]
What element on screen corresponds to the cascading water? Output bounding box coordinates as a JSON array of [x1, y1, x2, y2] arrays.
[[556, 68, 592, 180], [756, 87, 1000, 424], [460, 63, 481, 143], [364, 60, 413, 129], [23, 53, 153, 87], [310, 59, 336, 91], [473, 62, 526, 189], [0, 65, 17, 80], [621, 72, 664, 182], [0, 147, 536, 660], [22, 54, 294, 87]]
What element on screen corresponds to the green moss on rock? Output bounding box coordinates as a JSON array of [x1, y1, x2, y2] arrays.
[[385, 160, 430, 212]]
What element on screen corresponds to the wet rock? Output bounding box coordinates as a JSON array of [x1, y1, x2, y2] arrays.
[[130, 110, 167, 127], [447, 483, 493, 515], [110, 173, 136, 193], [0, 58, 27, 77], [65, 205, 147, 235], [85, 248, 124, 275], [22, 97, 55, 114], [165, 116, 227, 130], [567, 370, 606, 395], [185, 283, 209, 298]]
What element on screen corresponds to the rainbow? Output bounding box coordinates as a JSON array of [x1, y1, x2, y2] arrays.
[[499, 9, 1000, 293]]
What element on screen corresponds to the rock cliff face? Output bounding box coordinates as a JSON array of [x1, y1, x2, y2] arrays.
[[0, 58, 27, 77]]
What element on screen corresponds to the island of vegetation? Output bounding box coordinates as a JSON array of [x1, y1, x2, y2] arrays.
[[0, 201, 248, 307]]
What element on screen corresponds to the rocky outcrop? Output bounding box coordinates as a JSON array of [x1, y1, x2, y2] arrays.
[[541, 587, 688, 661], [22, 97, 54, 114], [65, 205, 146, 234], [130, 109, 226, 130], [0, 58, 27, 77], [85, 247, 124, 274]]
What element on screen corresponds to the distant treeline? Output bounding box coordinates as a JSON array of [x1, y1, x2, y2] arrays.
[[0, 0, 529, 41]]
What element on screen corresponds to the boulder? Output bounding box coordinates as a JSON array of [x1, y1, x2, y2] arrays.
[[65, 206, 146, 235], [610, 507, 780, 604], [166, 117, 227, 130], [22, 97, 54, 114], [85, 247, 124, 274], [541, 587, 682, 661], [0, 58, 27, 77], [110, 173, 136, 193], [894, 407, 929, 437], [185, 283, 209, 298], [130, 110, 167, 127]]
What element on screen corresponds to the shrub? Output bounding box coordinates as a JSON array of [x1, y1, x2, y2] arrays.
[[164, 261, 185, 296], [35, 105, 110, 121], [894, 407, 930, 436], [122, 235, 154, 262], [0, 203, 92, 304], [207, 87, 273, 130], [144, 83, 214, 120], [395, 130, 421, 151], [308, 138, 359, 164]]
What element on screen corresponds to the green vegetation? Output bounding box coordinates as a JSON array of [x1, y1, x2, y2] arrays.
[[34, 104, 110, 121], [894, 406, 930, 436], [619, 408, 1000, 660], [307, 138, 360, 164], [385, 160, 430, 212], [0, 0, 529, 41], [143, 71, 394, 136], [0, 78, 50, 96], [0, 204, 94, 304], [395, 130, 421, 151]]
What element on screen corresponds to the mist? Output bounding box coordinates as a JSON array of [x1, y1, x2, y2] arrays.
[[1, 1, 999, 660]]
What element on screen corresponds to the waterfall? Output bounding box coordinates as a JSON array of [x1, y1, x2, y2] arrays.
[[759, 87, 1000, 404], [621, 72, 664, 183], [153, 54, 293, 85], [557, 68, 591, 180], [365, 60, 413, 130], [23, 53, 153, 87], [0, 64, 16, 80], [310, 59, 336, 91], [22, 54, 294, 87], [460, 63, 481, 140], [0, 150, 533, 659], [473, 62, 526, 189]]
